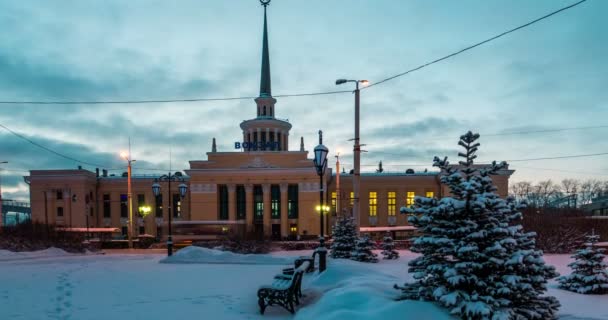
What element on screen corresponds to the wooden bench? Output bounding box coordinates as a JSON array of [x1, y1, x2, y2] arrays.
[[257, 261, 310, 314]]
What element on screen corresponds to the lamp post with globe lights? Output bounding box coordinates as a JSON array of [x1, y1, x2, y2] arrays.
[[313, 130, 329, 272], [152, 174, 187, 256]]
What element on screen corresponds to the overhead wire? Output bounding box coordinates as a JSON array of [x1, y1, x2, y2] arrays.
[[364, 0, 588, 89]]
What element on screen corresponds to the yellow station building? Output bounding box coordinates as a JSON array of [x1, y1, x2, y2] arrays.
[[25, 3, 513, 241]]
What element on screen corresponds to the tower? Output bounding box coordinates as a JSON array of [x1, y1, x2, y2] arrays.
[[239, 0, 292, 152]]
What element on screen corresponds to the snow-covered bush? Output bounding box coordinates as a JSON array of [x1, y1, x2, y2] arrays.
[[396, 131, 559, 319], [381, 231, 399, 260], [351, 234, 378, 263], [558, 233, 608, 294], [330, 215, 358, 259]]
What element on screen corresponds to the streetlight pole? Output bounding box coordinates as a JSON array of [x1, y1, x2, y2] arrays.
[[121, 151, 136, 249], [313, 130, 329, 273], [153, 173, 187, 257], [335, 154, 340, 218], [335, 79, 368, 235]]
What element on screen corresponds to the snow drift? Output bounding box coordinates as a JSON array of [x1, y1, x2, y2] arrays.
[[160, 246, 296, 265]]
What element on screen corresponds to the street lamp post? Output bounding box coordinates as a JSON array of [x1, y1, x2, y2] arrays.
[[335, 79, 368, 235], [313, 130, 329, 273], [120, 152, 136, 249], [152, 173, 187, 256]]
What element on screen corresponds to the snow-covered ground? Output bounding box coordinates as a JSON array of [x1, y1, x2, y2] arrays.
[[0, 248, 606, 320]]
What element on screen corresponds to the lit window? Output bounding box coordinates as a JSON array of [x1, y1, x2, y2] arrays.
[[426, 191, 434, 198], [388, 191, 396, 216], [221, 226, 229, 233], [369, 192, 377, 216], [350, 192, 354, 206], [407, 191, 415, 206]]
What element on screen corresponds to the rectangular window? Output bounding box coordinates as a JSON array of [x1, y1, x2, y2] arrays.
[[271, 185, 280, 219], [426, 191, 434, 199], [388, 191, 396, 216], [139, 226, 145, 235], [56, 191, 63, 200], [137, 194, 145, 207], [155, 194, 163, 218], [218, 185, 229, 220], [254, 185, 263, 220], [407, 191, 415, 207], [156, 226, 162, 238], [269, 132, 275, 150], [236, 185, 246, 220], [121, 226, 128, 236], [103, 194, 111, 218], [90, 207, 94, 217], [369, 192, 377, 216], [331, 192, 337, 214], [120, 194, 128, 218], [288, 185, 298, 219], [173, 194, 181, 218], [57, 206, 64, 217], [350, 191, 354, 206]]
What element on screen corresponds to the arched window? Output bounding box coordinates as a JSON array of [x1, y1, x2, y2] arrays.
[[263, 106, 266, 116]]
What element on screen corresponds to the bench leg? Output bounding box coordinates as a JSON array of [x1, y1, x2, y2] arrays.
[[258, 296, 266, 315]]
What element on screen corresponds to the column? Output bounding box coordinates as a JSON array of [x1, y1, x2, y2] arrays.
[[256, 128, 261, 150], [245, 184, 253, 233], [274, 128, 279, 151], [227, 184, 236, 222], [280, 183, 289, 238], [262, 184, 271, 237]]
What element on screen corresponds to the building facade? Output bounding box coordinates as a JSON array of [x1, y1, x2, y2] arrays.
[[25, 3, 513, 241]]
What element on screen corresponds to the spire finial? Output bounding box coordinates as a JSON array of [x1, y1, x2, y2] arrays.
[[300, 136, 304, 151], [259, 0, 272, 97], [212, 137, 217, 153], [318, 130, 323, 144]]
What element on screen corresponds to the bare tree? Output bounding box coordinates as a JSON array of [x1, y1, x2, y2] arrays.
[[580, 179, 604, 205], [561, 178, 580, 195]]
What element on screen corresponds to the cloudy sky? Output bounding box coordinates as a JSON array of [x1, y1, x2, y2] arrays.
[[0, 0, 606, 200]]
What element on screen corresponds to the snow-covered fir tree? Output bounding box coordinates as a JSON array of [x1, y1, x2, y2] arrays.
[[351, 234, 378, 263], [330, 215, 358, 259], [396, 131, 559, 320], [558, 233, 608, 294], [381, 231, 399, 260]]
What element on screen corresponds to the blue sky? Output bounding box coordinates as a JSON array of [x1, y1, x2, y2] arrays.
[[0, 0, 606, 200]]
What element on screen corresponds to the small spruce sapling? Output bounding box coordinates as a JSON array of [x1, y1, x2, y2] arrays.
[[381, 231, 399, 260], [352, 234, 378, 263], [558, 232, 608, 294]]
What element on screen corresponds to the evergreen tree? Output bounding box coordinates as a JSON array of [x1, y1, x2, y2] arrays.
[[352, 234, 378, 263], [558, 233, 608, 294], [330, 216, 358, 259], [381, 231, 399, 260], [396, 131, 559, 319]]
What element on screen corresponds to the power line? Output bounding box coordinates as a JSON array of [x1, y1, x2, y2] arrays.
[[0, 90, 352, 105], [506, 152, 608, 162], [0, 122, 111, 168], [364, 0, 588, 89]]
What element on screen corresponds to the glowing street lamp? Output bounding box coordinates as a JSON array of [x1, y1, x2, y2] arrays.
[[312, 130, 329, 273]]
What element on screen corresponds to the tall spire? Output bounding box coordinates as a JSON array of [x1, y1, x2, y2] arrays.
[[259, 0, 272, 97]]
